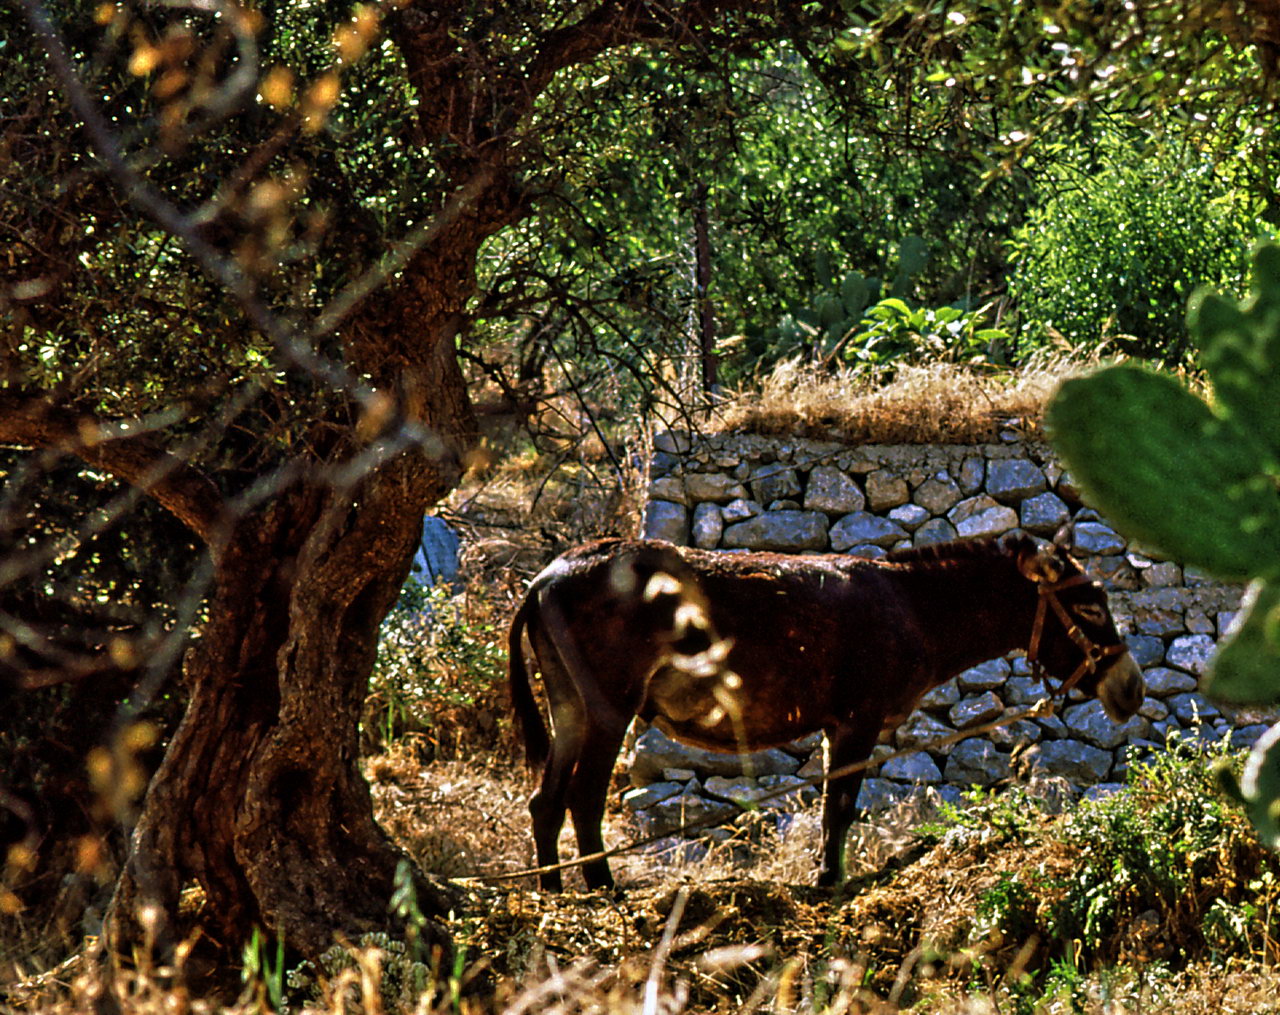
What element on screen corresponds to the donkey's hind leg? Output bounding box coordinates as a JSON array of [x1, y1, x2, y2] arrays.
[[567, 717, 630, 891], [818, 721, 881, 887], [527, 623, 587, 891]]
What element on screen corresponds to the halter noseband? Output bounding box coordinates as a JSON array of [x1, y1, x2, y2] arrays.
[[1026, 572, 1127, 700]]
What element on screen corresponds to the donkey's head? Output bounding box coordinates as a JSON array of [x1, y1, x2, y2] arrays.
[[1010, 531, 1144, 721]]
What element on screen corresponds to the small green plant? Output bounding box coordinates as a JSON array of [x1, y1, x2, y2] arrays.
[[241, 927, 286, 1013], [973, 874, 1038, 944], [365, 580, 508, 756], [844, 298, 1013, 370], [915, 785, 1048, 846], [1047, 242, 1280, 847]]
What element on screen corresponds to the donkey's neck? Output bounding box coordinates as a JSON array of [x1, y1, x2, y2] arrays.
[[896, 551, 1039, 684]]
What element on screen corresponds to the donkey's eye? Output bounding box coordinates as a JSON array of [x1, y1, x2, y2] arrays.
[[1073, 603, 1108, 625]]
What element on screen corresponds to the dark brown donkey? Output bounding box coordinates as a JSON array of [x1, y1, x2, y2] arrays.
[[507, 532, 1144, 890]]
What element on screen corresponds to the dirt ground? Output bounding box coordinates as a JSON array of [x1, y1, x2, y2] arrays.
[[366, 752, 1280, 1014]]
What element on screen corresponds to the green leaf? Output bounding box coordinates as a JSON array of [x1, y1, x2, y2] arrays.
[[815, 247, 833, 289], [1047, 365, 1280, 581], [1205, 580, 1280, 704], [1189, 243, 1280, 471], [1223, 721, 1280, 851]]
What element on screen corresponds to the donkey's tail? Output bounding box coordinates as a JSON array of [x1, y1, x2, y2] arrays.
[[507, 592, 550, 770]]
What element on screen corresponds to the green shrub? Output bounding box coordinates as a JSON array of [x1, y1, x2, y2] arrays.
[[364, 581, 510, 759], [1009, 145, 1257, 361], [1048, 735, 1266, 957]]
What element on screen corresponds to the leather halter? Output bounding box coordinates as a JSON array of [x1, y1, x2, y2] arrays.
[[1026, 572, 1128, 699]]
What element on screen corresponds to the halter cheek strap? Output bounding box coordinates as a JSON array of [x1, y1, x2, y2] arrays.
[[1026, 573, 1128, 700]]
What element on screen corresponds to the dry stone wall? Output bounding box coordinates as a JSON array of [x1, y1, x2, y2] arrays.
[[625, 428, 1262, 838]]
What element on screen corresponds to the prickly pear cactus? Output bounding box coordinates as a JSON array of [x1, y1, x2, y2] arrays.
[[1047, 242, 1280, 846]]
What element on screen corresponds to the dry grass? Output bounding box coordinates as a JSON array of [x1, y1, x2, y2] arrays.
[[8, 754, 1280, 1015], [699, 355, 1093, 444]]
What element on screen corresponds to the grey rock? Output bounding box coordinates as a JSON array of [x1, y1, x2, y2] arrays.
[[686, 472, 750, 503], [1167, 634, 1215, 676], [880, 751, 943, 783], [1167, 692, 1220, 725], [748, 465, 801, 504], [1073, 522, 1127, 556], [866, 470, 911, 511], [759, 773, 819, 807], [704, 775, 784, 808], [949, 495, 1019, 539], [1143, 667, 1198, 696], [649, 476, 690, 505], [638, 792, 738, 837], [986, 459, 1047, 503], [830, 511, 907, 551], [623, 782, 683, 811], [943, 740, 1010, 786], [958, 658, 1011, 692], [1186, 611, 1215, 635], [1056, 469, 1082, 503], [1136, 607, 1186, 638], [895, 712, 957, 754], [1083, 783, 1127, 802], [642, 500, 690, 544], [990, 718, 1042, 749], [918, 679, 961, 710], [1231, 724, 1273, 750], [804, 466, 866, 514], [914, 472, 963, 515], [914, 518, 959, 547], [691, 502, 724, 549], [787, 731, 825, 755], [1004, 675, 1049, 706], [797, 753, 825, 780], [1025, 740, 1113, 783], [721, 498, 761, 522], [662, 768, 696, 782], [1036, 713, 1069, 739], [1020, 492, 1071, 535], [1137, 697, 1169, 722], [631, 726, 800, 783], [653, 431, 692, 454], [1185, 565, 1215, 586], [848, 544, 889, 559], [650, 450, 680, 476], [722, 511, 829, 552], [768, 499, 802, 511], [1125, 635, 1165, 667], [958, 457, 986, 495], [856, 778, 911, 813], [889, 503, 931, 531], [1219, 611, 1240, 639], [949, 691, 1005, 729], [1143, 562, 1183, 587], [1062, 700, 1151, 750]]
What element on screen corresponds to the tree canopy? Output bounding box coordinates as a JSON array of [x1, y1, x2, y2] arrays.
[[2, 0, 1278, 980]]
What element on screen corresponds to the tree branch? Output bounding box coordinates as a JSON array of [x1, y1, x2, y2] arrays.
[[0, 391, 224, 543]]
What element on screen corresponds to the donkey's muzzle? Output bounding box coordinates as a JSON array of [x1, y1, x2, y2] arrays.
[[1098, 651, 1144, 721]]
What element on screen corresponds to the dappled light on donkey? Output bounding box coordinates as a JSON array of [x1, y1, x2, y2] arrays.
[[507, 532, 1142, 891]]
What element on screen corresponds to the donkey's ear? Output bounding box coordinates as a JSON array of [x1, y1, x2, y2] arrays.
[[1052, 522, 1075, 551], [1015, 539, 1066, 584]]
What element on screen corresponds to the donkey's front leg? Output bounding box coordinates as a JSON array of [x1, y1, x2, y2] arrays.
[[818, 722, 880, 887]]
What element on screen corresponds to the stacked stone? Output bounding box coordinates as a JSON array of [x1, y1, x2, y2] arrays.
[[624, 429, 1264, 834]]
